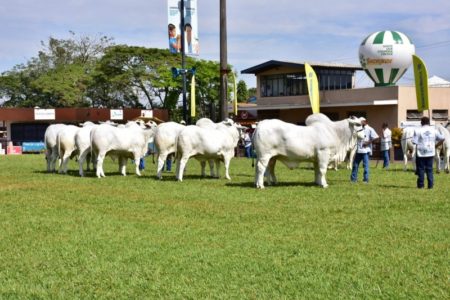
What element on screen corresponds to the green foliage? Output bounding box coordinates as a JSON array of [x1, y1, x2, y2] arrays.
[[237, 79, 248, 102], [0, 32, 114, 108], [0, 32, 231, 118], [0, 155, 448, 299], [248, 87, 257, 98], [392, 127, 403, 147]]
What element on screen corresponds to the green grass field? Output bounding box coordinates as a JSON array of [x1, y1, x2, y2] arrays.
[[0, 154, 448, 299]]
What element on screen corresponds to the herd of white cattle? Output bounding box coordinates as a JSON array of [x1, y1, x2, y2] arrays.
[[43, 113, 450, 188]]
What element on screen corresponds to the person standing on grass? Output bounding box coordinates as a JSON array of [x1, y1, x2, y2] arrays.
[[380, 122, 392, 169], [413, 116, 444, 189], [243, 130, 252, 158], [351, 117, 379, 183]]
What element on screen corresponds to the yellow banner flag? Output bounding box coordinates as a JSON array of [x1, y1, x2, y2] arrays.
[[190, 74, 196, 117], [233, 73, 238, 115], [412, 54, 429, 112], [305, 63, 320, 114]]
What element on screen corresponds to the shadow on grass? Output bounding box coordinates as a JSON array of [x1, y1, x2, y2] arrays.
[[226, 181, 317, 189]]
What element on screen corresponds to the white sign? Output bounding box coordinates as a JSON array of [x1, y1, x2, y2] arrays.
[[110, 109, 123, 120], [34, 109, 55, 120], [141, 110, 153, 118]]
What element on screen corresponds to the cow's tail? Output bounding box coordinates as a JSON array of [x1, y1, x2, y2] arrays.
[[251, 128, 257, 168]]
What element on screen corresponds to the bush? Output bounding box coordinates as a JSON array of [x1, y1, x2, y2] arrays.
[[391, 127, 403, 147]]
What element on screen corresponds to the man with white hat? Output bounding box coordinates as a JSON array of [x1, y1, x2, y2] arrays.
[[351, 117, 379, 183]]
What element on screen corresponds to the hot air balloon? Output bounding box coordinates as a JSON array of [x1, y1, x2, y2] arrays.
[[359, 30, 415, 86]]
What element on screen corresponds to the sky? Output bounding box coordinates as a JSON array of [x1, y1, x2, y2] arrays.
[[1, 0, 450, 88]]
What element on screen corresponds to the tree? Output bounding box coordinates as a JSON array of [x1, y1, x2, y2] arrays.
[[237, 80, 248, 103], [248, 87, 257, 98], [0, 32, 114, 108]]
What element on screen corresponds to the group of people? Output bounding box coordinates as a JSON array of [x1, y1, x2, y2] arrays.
[[351, 116, 444, 189]]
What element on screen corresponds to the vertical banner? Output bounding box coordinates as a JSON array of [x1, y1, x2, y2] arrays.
[[167, 0, 199, 55], [305, 63, 320, 114], [190, 74, 196, 117], [233, 73, 238, 116], [412, 54, 429, 112]]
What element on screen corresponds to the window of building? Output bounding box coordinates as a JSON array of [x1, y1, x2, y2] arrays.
[[406, 110, 423, 120], [432, 109, 448, 121], [260, 68, 354, 97]]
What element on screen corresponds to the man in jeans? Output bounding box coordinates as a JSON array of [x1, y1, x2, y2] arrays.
[[380, 122, 392, 168], [413, 116, 444, 189], [351, 117, 379, 183]]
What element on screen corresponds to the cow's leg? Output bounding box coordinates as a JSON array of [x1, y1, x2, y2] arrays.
[[59, 152, 71, 174], [177, 156, 190, 182], [133, 155, 141, 176], [213, 160, 220, 178], [45, 150, 52, 172], [411, 148, 416, 171], [85, 152, 91, 171], [444, 145, 450, 174], [255, 156, 270, 189], [435, 150, 441, 174], [50, 146, 59, 172], [96, 152, 106, 178], [78, 149, 87, 177], [118, 156, 127, 176], [317, 150, 330, 188], [223, 156, 232, 180], [175, 157, 181, 180], [267, 157, 277, 185], [157, 153, 167, 179], [347, 148, 356, 170], [209, 159, 215, 177], [200, 160, 207, 177], [403, 152, 409, 171]]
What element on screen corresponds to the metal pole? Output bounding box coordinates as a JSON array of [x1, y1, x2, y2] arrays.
[[219, 0, 228, 121], [180, 0, 187, 123]]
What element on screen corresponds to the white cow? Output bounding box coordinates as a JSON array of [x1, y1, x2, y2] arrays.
[[44, 124, 66, 172], [56, 124, 81, 174], [306, 114, 359, 171], [154, 121, 186, 179], [401, 127, 416, 171], [195, 118, 224, 178], [91, 122, 156, 178], [435, 124, 450, 173], [253, 114, 364, 189], [176, 119, 245, 181], [75, 122, 98, 176]]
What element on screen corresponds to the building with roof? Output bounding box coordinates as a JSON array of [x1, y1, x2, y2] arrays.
[[241, 60, 450, 129]]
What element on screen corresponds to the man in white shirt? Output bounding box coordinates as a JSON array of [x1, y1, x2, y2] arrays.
[[380, 122, 392, 169], [351, 117, 379, 183], [413, 116, 444, 189]]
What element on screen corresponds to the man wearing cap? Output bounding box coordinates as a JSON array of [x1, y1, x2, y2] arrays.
[[413, 116, 444, 189], [351, 117, 379, 183]]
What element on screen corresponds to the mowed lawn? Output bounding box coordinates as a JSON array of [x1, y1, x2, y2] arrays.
[[0, 154, 448, 299]]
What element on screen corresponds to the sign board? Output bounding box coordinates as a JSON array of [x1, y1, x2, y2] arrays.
[[167, 0, 199, 56], [110, 109, 123, 120], [7, 146, 22, 155], [34, 109, 55, 120], [140, 110, 153, 118]]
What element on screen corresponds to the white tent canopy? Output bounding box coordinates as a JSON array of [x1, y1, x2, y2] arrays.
[[428, 75, 450, 87]]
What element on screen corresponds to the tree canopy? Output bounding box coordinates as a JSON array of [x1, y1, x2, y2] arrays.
[[0, 32, 254, 120]]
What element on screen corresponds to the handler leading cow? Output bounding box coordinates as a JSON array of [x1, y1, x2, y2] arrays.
[[253, 114, 364, 188]]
